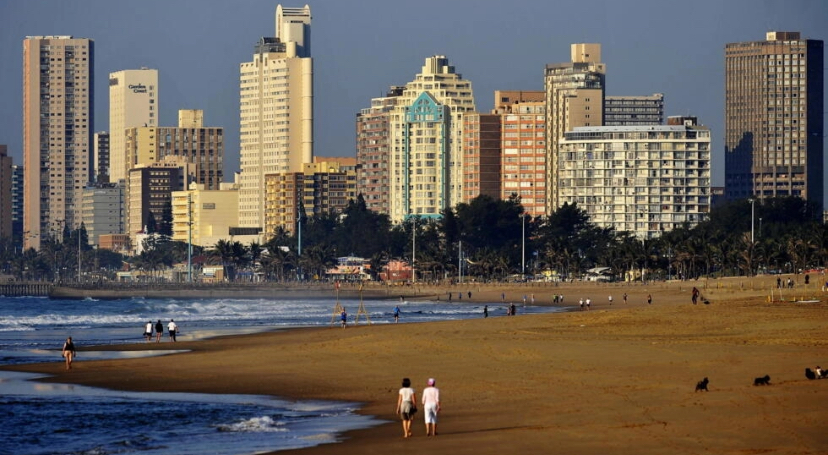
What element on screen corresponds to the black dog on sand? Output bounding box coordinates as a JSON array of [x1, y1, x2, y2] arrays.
[[753, 375, 771, 386], [695, 377, 709, 392]]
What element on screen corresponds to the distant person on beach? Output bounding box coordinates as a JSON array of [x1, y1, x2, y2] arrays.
[[144, 321, 153, 342], [623, 293, 627, 304], [777, 277, 782, 288], [579, 298, 584, 311], [510, 303, 516, 316], [647, 294, 652, 305], [501, 292, 505, 303], [396, 377, 417, 438], [62, 336, 76, 370], [483, 305, 488, 318], [155, 320, 163, 342], [422, 378, 441, 436], [608, 295, 613, 305], [168, 319, 178, 342], [585, 298, 591, 310], [692, 287, 699, 305], [468, 291, 472, 299], [340, 309, 347, 328], [393, 305, 401, 323]]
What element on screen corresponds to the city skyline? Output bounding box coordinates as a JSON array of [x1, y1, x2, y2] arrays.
[[1, 0, 826, 195]]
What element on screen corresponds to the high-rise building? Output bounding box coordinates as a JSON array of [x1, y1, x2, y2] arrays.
[[11, 164, 24, 240], [81, 183, 124, 246], [0, 145, 12, 239], [109, 68, 158, 183], [239, 4, 313, 229], [23, 36, 94, 250], [124, 110, 224, 189], [264, 160, 357, 236], [388, 55, 476, 222], [544, 43, 606, 213], [604, 94, 664, 126], [356, 86, 403, 215], [462, 113, 501, 203], [492, 90, 547, 216], [725, 32, 824, 208], [127, 161, 188, 244], [94, 131, 110, 183], [558, 120, 711, 239]]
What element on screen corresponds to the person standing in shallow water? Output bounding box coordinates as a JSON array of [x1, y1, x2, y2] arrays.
[[396, 377, 417, 438], [62, 337, 76, 370], [168, 319, 178, 342], [155, 320, 163, 343], [483, 305, 488, 318], [144, 321, 153, 342]]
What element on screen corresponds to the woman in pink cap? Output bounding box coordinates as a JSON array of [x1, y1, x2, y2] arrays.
[[422, 378, 441, 436]]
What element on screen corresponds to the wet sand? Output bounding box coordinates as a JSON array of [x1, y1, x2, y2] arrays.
[[6, 275, 828, 454]]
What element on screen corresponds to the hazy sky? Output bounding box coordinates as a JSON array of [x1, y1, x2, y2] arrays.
[[1, 0, 825, 189]]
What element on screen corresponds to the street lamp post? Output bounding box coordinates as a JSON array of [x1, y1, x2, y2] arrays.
[[749, 199, 755, 243], [77, 226, 82, 282]]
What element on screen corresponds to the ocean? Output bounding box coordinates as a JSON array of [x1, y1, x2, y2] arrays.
[[0, 294, 559, 454]]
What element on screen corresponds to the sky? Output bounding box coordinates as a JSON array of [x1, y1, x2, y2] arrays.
[[0, 0, 826, 190]]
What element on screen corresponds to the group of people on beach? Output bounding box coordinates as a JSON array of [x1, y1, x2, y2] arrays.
[[143, 319, 178, 342], [396, 377, 441, 438]]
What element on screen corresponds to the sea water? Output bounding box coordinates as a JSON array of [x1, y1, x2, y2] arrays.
[[0, 295, 559, 454]]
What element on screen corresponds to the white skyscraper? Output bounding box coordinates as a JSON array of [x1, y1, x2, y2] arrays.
[[239, 4, 313, 230], [109, 68, 158, 183]]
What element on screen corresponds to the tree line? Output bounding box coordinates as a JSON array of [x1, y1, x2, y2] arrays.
[[1, 194, 824, 283]]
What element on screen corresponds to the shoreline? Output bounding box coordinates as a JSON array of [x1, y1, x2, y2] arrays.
[[5, 276, 828, 454]]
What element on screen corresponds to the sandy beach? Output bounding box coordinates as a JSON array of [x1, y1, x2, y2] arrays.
[[6, 276, 828, 454]]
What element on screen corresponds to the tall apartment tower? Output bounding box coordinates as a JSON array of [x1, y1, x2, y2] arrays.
[[356, 86, 403, 215], [493, 91, 547, 216], [11, 164, 24, 240], [558, 120, 711, 239], [23, 36, 94, 250], [544, 43, 605, 213], [462, 113, 502, 203], [94, 131, 110, 183], [0, 145, 12, 239], [388, 55, 476, 222], [725, 32, 824, 208], [109, 68, 158, 183], [239, 4, 313, 230]]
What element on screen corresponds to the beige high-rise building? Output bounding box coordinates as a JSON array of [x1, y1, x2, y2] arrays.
[[725, 32, 824, 209], [239, 4, 313, 229], [23, 36, 94, 250], [388, 55, 476, 222], [544, 43, 605, 213], [109, 68, 158, 183]]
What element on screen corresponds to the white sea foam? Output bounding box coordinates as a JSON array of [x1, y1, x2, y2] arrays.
[[216, 416, 288, 433]]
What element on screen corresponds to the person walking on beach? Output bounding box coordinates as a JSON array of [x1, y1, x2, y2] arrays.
[[483, 305, 488, 318], [691, 287, 699, 305], [623, 293, 628, 304], [396, 377, 417, 438], [585, 297, 591, 310], [579, 298, 584, 311], [155, 320, 163, 343], [340, 308, 347, 328], [647, 294, 652, 305], [501, 292, 505, 303], [510, 302, 516, 316], [62, 336, 76, 370], [422, 378, 441, 436], [144, 321, 153, 342], [608, 295, 613, 305], [393, 305, 401, 323], [168, 319, 178, 342]]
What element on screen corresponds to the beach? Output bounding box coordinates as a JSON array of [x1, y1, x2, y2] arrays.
[[6, 276, 828, 454]]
